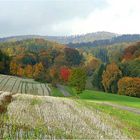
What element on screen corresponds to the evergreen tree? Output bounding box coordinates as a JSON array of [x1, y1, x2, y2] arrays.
[[92, 64, 105, 91]]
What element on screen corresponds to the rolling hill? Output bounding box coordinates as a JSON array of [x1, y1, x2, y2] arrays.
[[1, 32, 140, 49], [68, 34, 140, 48], [0, 38, 67, 56], [0, 31, 117, 44]]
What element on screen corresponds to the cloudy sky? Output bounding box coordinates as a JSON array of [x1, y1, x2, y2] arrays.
[[0, 0, 140, 37]]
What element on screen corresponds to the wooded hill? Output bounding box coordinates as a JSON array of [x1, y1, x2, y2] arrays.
[[0, 38, 139, 97], [0, 31, 117, 44]]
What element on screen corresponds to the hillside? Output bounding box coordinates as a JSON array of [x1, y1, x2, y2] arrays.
[[46, 31, 118, 44], [1, 33, 140, 48], [0, 74, 140, 139], [0, 93, 129, 139], [68, 34, 140, 48], [0, 31, 117, 44], [0, 38, 67, 56]]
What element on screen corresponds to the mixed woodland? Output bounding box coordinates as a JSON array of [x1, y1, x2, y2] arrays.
[[0, 37, 140, 97]]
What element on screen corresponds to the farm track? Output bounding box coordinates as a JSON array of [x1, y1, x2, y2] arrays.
[[0, 74, 51, 97], [44, 84, 51, 95], [101, 102, 140, 115], [57, 84, 70, 97]]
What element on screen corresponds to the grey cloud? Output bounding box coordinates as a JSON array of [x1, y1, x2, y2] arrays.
[[0, 0, 108, 37]]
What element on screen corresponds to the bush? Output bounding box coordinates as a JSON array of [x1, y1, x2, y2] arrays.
[[0, 94, 12, 113], [118, 77, 140, 97]]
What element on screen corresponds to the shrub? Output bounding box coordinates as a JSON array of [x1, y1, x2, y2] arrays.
[[0, 94, 12, 113]]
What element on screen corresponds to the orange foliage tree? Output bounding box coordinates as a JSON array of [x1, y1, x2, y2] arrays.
[[49, 66, 59, 87], [86, 58, 100, 75], [118, 77, 140, 97], [17, 66, 24, 77], [49, 66, 59, 80], [122, 42, 140, 62], [102, 62, 122, 93]]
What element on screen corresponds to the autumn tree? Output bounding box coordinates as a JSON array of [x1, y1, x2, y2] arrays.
[[60, 67, 71, 82], [69, 68, 87, 94], [33, 62, 45, 81], [102, 62, 122, 93], [122, 42, 140, 62], [49, 66, 59, 87], [17, 66, 24, 77], [86, 58, 101, 76], [10, 61, 18, 75], [54, 53, 66, 66], [50, 66, 58, 80], [118, 77, 140, 97], [64, 48, 82, 66], [24, 65, 34, 78]]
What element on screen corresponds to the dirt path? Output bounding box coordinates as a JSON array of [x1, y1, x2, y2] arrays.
[[101, 102, 140, 115], [56, 84, 70, 97]]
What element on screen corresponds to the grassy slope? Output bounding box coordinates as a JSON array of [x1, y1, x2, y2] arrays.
[[60, 86, 140, 138], [64, 86, 140, 108], [79, 90, 140, 109], [77, 100, 140, 138]]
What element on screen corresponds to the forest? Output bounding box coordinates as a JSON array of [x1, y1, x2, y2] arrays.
[[0, 38, 140, 97]]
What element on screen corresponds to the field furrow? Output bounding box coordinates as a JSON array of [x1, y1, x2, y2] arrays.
[[1, 77, 14, 92], [0, 77, 12, 91], [0, 74, 50, 96]]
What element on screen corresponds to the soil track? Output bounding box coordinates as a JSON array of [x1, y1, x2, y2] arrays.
[[101, 102, 140, 115]]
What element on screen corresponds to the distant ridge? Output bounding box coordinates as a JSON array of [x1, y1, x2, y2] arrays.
[[0, 31, 118, 44], [1, 32, 140, 48], [46, 31, 118, 44], [67, 34, 140, 48]]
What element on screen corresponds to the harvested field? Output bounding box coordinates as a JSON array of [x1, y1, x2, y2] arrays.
[[0, 94, 129, 139], [0, 74, 51, 96]]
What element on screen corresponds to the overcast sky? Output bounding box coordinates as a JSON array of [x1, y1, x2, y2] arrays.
[[0, 0, 140, 37]]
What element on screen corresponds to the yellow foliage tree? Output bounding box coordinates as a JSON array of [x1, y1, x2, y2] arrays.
[[17, 66, 24, 77], [25, 65, 33, 78], [10, 61, 18, 75], [33, 62, 44, 79]]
